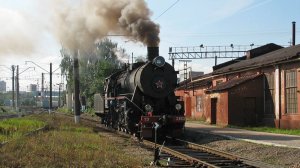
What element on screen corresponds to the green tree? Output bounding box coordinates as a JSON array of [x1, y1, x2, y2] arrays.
[[60, 38, 124, 108]]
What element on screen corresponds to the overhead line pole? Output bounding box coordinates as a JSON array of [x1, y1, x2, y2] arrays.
[[73, 51, 81, 124], [50, 63, 52, 111], [11, 65, 15, 109], [25, 61, 57, 112], [16, 65, 19, 113]]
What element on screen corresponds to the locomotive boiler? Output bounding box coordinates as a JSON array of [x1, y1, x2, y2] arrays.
[[95, 47, 185, 138]]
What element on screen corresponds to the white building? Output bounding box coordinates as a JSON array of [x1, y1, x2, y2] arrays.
[[0, 81, 6, 92]]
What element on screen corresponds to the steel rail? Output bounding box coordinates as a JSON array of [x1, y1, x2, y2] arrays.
[[55, 112, 267, 167], [167, 137, 277, 168], [170, 137, 240, 161], [142, 139, 219, 168]]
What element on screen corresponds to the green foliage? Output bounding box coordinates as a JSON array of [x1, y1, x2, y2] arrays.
[[83, 108, 96, 117], [60, 38, 124, 109]]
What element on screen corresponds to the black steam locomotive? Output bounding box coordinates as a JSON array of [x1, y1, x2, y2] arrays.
[[95, 47, 185, 138]]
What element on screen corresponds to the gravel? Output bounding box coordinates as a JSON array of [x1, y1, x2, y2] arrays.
[[184, 130, 300, 168], [82, 114, 300, 167]]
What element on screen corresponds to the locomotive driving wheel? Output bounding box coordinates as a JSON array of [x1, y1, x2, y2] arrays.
[[126, 108, 139, 135]]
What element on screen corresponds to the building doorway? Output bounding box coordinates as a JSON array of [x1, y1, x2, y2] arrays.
[[211, 98, 217, 124], [244, 97, 256, 125]]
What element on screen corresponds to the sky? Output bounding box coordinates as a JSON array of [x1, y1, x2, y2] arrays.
[[0, 0, 299, 91]]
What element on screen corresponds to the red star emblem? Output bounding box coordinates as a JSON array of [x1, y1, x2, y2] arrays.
[[155, 80, 164, 89]]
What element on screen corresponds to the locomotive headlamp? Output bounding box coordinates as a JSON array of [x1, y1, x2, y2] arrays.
[[175, 104, 182, 111], [152, 56, 165, 67], [145, 104, 153, 112]]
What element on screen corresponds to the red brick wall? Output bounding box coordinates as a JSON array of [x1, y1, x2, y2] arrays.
[[175, 60, 300, 128], [208, 92, 228, 126], [175, 88, 210, 120], [228, 76, 264, 126]]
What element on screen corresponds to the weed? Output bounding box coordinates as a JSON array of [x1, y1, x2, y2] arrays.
[[0, 118, 46, 143], [0, 113, 151, 167]]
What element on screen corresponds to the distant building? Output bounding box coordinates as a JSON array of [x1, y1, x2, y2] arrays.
[[0, 81, 6, 92], [29, 84, 37, 92]]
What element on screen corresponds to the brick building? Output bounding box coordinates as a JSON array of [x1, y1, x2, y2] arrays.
[[175, 44, 300, 129]]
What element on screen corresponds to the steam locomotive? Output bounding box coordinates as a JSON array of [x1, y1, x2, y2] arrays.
[[95, 47, 185, 138]]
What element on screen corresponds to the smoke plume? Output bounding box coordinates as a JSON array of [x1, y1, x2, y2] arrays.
[[50, 0, 160, 52], [0, 8, 38, 57]]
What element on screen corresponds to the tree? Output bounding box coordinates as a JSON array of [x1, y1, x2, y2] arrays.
[[60, 38, 125, 108]]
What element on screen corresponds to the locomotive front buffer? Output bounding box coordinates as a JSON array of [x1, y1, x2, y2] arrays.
[[139, 114, 185, 138]]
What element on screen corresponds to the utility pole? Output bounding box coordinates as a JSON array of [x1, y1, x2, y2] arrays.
[[41, 73, 44, 98], [73, 51, 80, 123], [24, 61, 56, 112], [11, 65, 15, 109], [179, 60, 192, 91], [16, 65, 19, 112], [58, 84, 61, 107], [50, 63, 52, 111]]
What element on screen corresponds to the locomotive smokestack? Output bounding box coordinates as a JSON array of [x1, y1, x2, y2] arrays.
[[147, 47, 159, 61], [292, 21, 296, 46]]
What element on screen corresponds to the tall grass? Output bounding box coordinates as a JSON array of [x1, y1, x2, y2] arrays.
[[0, 114, 151, 167], [0, 118, 46, 143]]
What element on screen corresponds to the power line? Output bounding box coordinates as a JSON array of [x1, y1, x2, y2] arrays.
[[155, 0, 180, 20]]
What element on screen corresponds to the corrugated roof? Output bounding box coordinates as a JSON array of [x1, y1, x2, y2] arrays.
[[213, 44, 300, 75], [206, 74, 262, 93], [213, 43, 283, 71]]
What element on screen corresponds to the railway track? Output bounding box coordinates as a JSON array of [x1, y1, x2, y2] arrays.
[[0, 114, 19, 120], [58, 113, 271, 167], [14, 112, 271, 168], [0, 106, 43, 120]]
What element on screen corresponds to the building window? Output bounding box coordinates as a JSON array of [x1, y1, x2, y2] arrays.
[[196, 96, 203, 112], [285, 70, 298, 114], [264, 73, 275, 114]]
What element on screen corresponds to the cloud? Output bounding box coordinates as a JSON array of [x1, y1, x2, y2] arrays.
[[209, 0, 254, 22], [241, 0, 273, 13]]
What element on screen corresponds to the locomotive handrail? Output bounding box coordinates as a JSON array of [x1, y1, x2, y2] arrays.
[[105, 95, 144, 114], [123, 96, 145, 115]]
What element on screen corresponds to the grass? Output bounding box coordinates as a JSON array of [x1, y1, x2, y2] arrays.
[[186, 117, 300, 136], [56, 107, 72, 114], [230, 126, 300, 136], [0, 113, 151, 167], [185, 116, 208, 124], [0, 118, 46, 143]]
